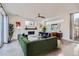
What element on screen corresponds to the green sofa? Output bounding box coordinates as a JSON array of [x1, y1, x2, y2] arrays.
[[18, 35, 58, 56]]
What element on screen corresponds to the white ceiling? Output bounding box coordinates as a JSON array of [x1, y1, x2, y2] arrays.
[[2, 3, 79, 19]]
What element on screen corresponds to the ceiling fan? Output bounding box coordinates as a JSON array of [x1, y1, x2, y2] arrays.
[[35, 13, 45, 18]]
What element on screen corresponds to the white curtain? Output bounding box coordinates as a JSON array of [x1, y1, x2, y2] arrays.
[[0, 12, 3, 47], [3, 16, 9, 43]]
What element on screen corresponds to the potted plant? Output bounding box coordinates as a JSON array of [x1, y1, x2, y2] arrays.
[[42, 26, 46, 32], [8, 24, 14, 42]]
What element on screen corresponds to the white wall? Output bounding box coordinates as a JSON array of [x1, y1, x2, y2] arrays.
[[9, 15, 25, 29]]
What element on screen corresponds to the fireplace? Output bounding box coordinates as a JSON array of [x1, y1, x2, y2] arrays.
[[28, 31, 35, 35]]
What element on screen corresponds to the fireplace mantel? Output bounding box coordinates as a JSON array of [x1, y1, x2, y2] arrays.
[[25, 27, 37, 30]]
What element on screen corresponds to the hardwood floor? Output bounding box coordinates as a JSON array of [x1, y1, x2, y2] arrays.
[[0, 40, 24, 56], [41, 40, 78, 56], [0, 39, 79, 56]]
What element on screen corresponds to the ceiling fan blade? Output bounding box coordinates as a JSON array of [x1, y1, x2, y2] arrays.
[[34, 13, 45, 18], [40, 16, 45, 18]]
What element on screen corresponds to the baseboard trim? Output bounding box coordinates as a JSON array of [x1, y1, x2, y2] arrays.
[[0, 44, 3, 48], [63, 39, 73, 41], [63, 39, 79, 44]]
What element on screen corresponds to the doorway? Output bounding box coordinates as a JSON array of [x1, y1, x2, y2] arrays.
[[70, 13, 79, 41]]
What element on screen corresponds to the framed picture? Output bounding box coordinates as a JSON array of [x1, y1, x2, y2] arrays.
[[16, 22, 21, 27]]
